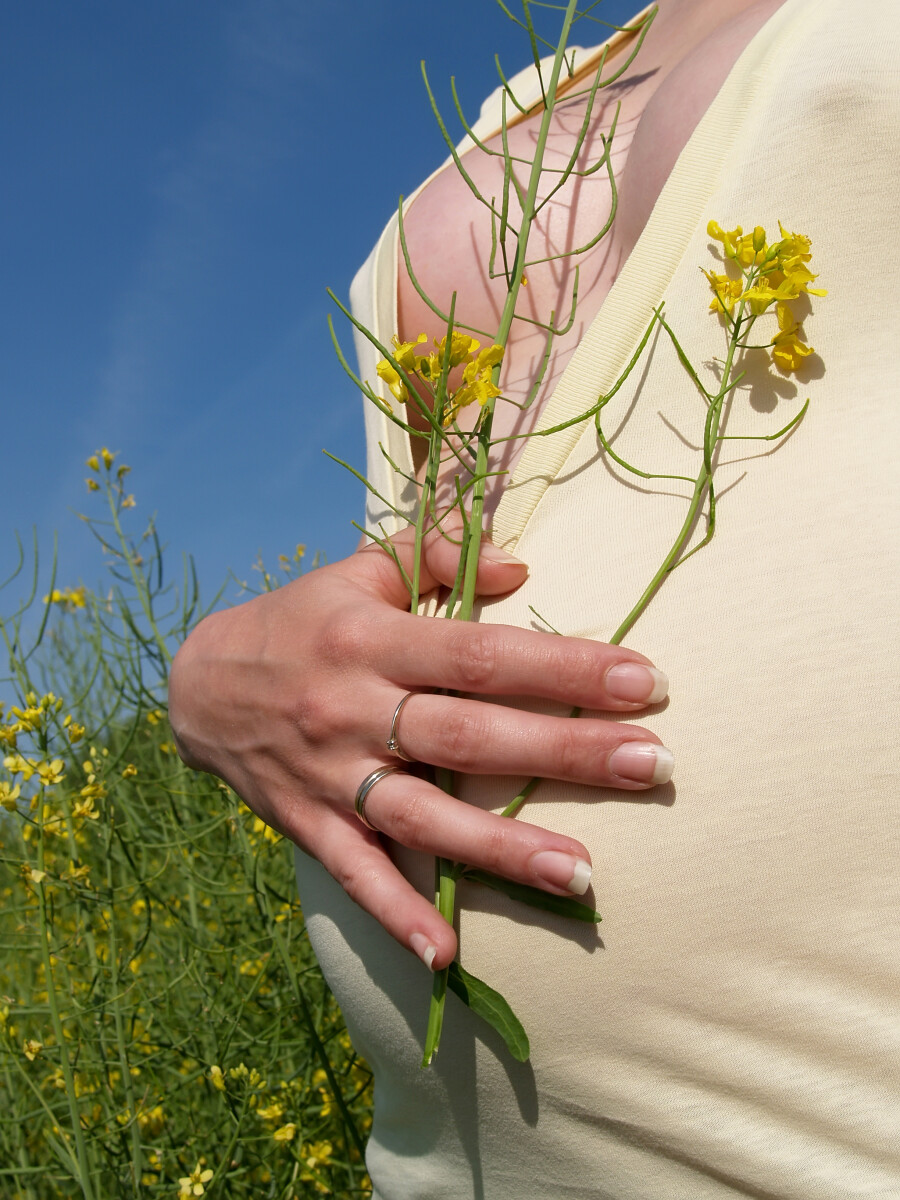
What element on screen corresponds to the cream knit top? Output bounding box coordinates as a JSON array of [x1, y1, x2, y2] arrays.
[[295, 1, 900, 1195]]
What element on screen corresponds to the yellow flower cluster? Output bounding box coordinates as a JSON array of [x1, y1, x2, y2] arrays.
[[43, 586, 88, 611], [376, 332, 504, 425], [705, 220, 826, 372], [4, 754, 65, 786], [300, 1138, 335, 1193], [84, 445, 136, 505], [1, 692, 63, 744]]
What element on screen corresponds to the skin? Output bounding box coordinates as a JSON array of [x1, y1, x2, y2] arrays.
[[168, 0, 786, 971]]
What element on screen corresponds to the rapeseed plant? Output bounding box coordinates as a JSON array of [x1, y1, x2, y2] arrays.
[[0, 454, 373, 1197]]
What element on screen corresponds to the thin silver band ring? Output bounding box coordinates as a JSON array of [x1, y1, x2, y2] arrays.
[[354, 765, 403, 831], [386, 692, 417, 762]]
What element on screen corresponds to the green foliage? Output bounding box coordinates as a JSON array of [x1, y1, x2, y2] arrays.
[[0, 454, 372, 1199]]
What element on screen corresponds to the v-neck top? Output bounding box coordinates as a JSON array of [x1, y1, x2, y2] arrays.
[[296, 3, 900, 1196]]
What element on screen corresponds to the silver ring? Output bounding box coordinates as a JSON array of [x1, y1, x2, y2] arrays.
[[386, 693, 417, 762], [354, 765, 402, 831]]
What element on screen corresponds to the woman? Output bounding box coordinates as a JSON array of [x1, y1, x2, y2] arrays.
[[169, 1, 900, 1195]]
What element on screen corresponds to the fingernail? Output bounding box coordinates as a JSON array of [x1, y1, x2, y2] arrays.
[[478, 542, 527, 567], [605, 662, 669, 704], [530, 850, 592, 895], [409, 931, 437, 970], [608, 741, 675, 786]]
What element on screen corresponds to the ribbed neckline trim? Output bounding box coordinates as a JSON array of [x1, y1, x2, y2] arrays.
[[491, 0, 802, 549]]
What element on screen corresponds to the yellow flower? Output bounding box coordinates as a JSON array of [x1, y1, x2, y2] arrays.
[[46, 586, 87, 608], [36, 759, 65, 787], [86, 478, 100, 493], [304, 1139, 333, 1168], [137, 1104, 165, 1136], [122, 763, 138, 779], [775, 220, 813, 264], [100, 447, 115, 468], [209, 1065, 226, 1092], [707, 219, 743, 259], [434, 330, 480, 369], [256, 1101, 285, 1122], [375, 332, 430, 404], [0, 726, 17, 749], [65, 718, 86, 744], [251, 815, 281, 843], [738, 279, 783, 314], [375, 358, 408, 403], [273, 1123, 297, 1142], [465, 343, 504, 379], [146, 708, 165, 726], [704, 270, 744, 316], [121, 494, 136, 509], [23, 1039, 43, 1061], [778, 258, 827, 298], [390, 332, 427, 372], [0, 781, 21, 811], [771, 303, 814, 372], [72, 794, 101, 821], [178, 1163, 214, 1197], [733, 229, 767, 269], [86, 455, 100, 471], [419, 330, 482, 381]]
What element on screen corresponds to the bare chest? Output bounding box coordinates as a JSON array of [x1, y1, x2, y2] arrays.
[[397, 0, 785, 503]]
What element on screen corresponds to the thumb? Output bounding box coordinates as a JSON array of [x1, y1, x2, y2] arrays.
[[422, 520, 529, 595], [349, 517, 528, 609]]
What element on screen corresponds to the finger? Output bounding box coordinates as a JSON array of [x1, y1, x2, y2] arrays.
[[383, 692, 674, 789], [352, 769, 596, 899], [306, 809, 460, 971], [375, 619, 669, 710], [342, 518, 528, 610]]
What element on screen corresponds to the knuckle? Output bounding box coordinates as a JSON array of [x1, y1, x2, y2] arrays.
[[548, 645, 595, 700], [286, 688, 342, 747], [331, 856, 379, 905], [385, 789, 437, 852], [554, 721, 589, 780], [316, 613, 370, 666], [479, 820, 514, 874], [451, 628, 500, 690], [440, 708, 488, 772]]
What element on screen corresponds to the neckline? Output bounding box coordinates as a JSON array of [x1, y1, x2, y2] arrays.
[[490, 0, 799, 549]]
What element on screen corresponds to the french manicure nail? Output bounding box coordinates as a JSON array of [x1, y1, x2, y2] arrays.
[[608, 741, 675, 786], [479, 542, 528, 567], [531, 850, 592, 895], [409, 932, 437, 970], [605, 662, 669, 704]]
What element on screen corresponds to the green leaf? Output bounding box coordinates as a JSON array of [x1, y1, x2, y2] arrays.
[[466, 869, 602, 923], [446, 961, 530, 1062]]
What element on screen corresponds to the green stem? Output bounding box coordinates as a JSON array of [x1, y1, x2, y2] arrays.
[[104, 821, 143, 1195], [457, 0, 580, 621], [609, 302, 745, 644], [423, 1, 581, 1063], [106, 480, 172, 670], [35, 798, 97, 1200]]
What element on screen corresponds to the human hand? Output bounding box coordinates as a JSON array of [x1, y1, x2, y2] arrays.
[[168, 528, 671, 970]]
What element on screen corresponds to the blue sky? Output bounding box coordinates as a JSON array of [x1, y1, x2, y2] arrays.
[[2, 0, 636, 610]]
